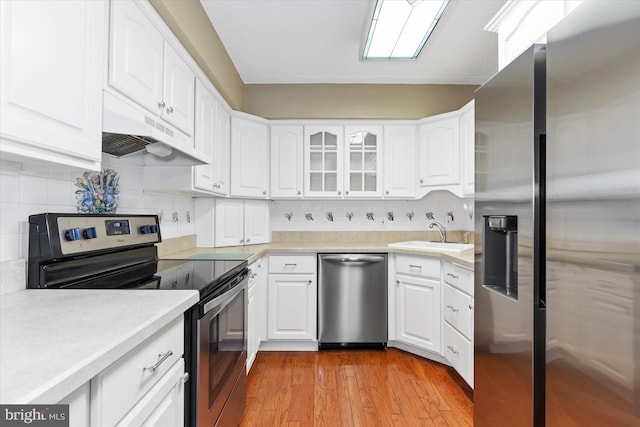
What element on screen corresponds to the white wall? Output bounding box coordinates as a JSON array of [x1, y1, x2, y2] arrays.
[[271, 191, 473, 232], [0, 155, 195, 293]]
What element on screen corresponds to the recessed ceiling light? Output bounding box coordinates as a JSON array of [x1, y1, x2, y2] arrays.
[[362, 0, 449, 60]]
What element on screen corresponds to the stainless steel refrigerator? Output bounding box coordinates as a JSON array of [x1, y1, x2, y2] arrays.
[[474, 2, 640, 426]]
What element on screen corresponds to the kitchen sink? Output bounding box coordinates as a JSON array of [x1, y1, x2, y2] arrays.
[[387, 241, 474, 253]]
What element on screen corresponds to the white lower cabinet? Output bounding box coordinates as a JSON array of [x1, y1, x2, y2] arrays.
[[396, 274, 442, 354], [58, 382, 90, 427], [267, 255, 316, 341], [91, 316, 186, 426], [247, 257, 266, 373], [442, 261, 474, 387]]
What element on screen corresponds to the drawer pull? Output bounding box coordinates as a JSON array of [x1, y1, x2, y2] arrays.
[[284, 263, 297, 267], [143, 350, 173, 373], [249, 273, 257, 279], [447, 345, 458, 355], [446, 304, 459, 313], [409, 264, 422, 269], [447, 273, 459, 279]]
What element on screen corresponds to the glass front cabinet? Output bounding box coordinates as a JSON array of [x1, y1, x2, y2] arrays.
[[303, 125, 382, 198]]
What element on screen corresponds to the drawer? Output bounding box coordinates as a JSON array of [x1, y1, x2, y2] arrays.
[[91, 316, 184, 427], [443, 322, 473, 387], [396, 255, 440, 278], [443, 261, 474, 295], [269, 254, 315, 274], [443, 283, 473, 339]]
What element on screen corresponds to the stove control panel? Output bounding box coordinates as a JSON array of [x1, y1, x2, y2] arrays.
[[56, 215, 161, 255]]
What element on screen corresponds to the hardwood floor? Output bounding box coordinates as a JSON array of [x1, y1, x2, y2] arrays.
[[240, 349, 473, 426]]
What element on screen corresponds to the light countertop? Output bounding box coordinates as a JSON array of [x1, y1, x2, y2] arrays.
[[0, 289, 199, 404], [164, 241, 475, 269]]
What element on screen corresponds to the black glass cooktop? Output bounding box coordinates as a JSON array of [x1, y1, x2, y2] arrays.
[[141, 259, 247, 297]]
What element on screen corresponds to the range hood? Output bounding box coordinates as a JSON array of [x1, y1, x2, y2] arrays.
[[102, 91, 208, 165]]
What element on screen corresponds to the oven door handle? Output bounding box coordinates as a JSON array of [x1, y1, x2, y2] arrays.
[[202, 277, 247, 317]]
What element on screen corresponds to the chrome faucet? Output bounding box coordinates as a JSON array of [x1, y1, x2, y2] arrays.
[[429, 221, 447, 243]]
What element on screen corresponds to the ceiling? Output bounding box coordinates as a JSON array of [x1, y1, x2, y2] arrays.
[[200, 0, 507, 85]]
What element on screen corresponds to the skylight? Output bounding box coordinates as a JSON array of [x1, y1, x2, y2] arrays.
[[362, 0, 449, 60]]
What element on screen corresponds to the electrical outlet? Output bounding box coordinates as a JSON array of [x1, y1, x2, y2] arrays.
[[445, 211, 454, 226]]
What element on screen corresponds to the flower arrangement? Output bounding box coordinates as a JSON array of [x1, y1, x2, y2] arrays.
[[75, 169, 120, 214]]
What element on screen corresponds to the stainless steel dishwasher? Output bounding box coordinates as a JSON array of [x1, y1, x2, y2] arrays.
[[318, 254, 387, 349]]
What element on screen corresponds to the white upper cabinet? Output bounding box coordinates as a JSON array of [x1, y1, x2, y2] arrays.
[[244, 200, 271, 245], [193, 79, 216, 192], [344, 126, 383, 197], [231, 115, 270, 199], [0, 0, 105, 170], [214, 199, 271, 247], [109, 0, 163, 116], [417, 114, 460, 187], [162, 43, 195, 136], [304, 126, 344, 198], [460, 101, 475, 196], [271, 125, 304, 198], [383, 125, 416, 198], [109, 0, 195, 137], [212, 104, 231, 196]]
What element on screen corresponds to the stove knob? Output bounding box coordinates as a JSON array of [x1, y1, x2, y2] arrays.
[[64, 228, 81, 241], [83, 227, 97, 239], [150, 224, 159, 233], [140, 225, 151, 234]]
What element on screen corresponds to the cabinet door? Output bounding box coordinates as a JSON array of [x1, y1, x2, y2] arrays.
[[268, 274, 316, 340], [59, 382, 90, 427], [383, 125, 416, 198], [214, 200, 245, 247], [344, 126, 383, 197], [162, 42, 195, 136], [231, 116, 270, 198], [244, 200, 271, 246], [193, 79, 216, 191], [212, 105, 231, 195], [109, 0, 163, 115], [304, 126, 344, 198], [460, 101, 475, 195], [396, 274, 441, 353], [0, 0, 105, 169], [247, 272, 257, 373], [271, 125, 304, 198], [417, 116, 460, 186]]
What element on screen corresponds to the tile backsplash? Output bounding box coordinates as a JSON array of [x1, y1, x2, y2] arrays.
[[0, 155, 195, 264], [271, 190, 473, 232]]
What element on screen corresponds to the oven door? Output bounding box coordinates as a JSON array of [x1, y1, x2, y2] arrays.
[[196, 276, 247, 427]]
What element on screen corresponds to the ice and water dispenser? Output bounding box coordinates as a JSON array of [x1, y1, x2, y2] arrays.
[[482, 215, 518, 299]]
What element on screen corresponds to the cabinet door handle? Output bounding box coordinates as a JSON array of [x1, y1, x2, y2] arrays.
[[308, 280, 312, 284], [262, 190, 267, 195], [447, 273, 459, 279], [337, 191, 342, 195], [446, 304, 459, 313], [246, 238, 251, 243], [385, 190, 389, 195], [158, 101, 166, 109], [447, 345, 458, 355], [297, 191, 301, 195], [182, 372, 190, 383], [396, 280, 400, 285], [240, 239, 245, 244], [143, 350, 173, 372], [345, 191, 349, 195], [469, 304, 473, 310], [420, 179, 424, 184], [166, 106, 174, 113]]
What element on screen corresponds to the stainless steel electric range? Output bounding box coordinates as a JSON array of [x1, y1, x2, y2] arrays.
[[28, 213, 248, 427]]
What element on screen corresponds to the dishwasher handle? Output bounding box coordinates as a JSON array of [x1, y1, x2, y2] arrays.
[[321, 254, 386, 264]]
